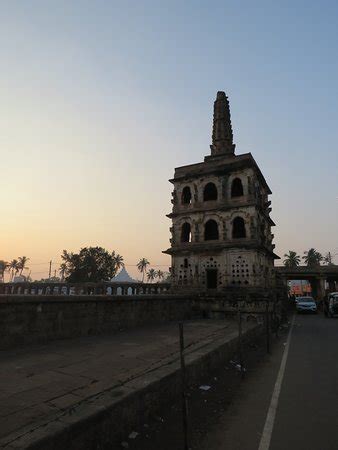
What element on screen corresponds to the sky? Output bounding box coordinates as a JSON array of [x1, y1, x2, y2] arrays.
[[1, 0, 338, 279]]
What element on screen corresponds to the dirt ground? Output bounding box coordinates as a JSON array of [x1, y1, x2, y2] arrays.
[[119, 328, 287, 450]]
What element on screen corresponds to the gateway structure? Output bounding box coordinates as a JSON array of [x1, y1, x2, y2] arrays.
[[164, 92, 278, 291]]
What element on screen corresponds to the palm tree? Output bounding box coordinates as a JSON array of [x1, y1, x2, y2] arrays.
[[17, 256, 30, 276], [147, 268, 156, 283], [0, 260, 8, 283], [324, 252, 334, 266], [137, 258, 150, 283], [59, 263, 68, 282], [156, 270, 164, 282], [9, 259, 19, 281], [283, 251, 301, 268], [303, 248, 323, 267], [113, 253, 124, 272]]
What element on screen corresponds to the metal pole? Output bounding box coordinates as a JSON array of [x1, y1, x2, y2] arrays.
[[237, 305, 244, 378], [266, 300, 270, 354], [179, 322, 189, 450], [273, 298, 279, 339]]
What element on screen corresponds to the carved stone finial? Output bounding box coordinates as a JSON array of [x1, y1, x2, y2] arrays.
[[210, 91, 235, 156]]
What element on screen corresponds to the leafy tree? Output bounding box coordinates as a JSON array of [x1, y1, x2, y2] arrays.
[[17, 256, 30, 275], [137, 258, 150, 283], [302, 248, 323, 267], [59, 263, 67, 282], [162, 271, 171, 282], [147, 268, 157, 283], [61, 247, 121, 283], [283, 251, 301, 268]]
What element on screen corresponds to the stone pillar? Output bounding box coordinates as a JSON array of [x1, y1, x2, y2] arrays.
[[328, 279, 336, 292], [311, 277, 326, 302]]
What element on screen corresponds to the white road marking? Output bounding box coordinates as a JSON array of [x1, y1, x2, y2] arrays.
[[258, 314, 296, 450]]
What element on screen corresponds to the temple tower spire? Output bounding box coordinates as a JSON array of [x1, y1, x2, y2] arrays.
[[210, 91, 235, 156]]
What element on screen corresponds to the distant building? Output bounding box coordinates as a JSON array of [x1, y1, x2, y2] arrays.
[[289, 280, 311, 296], [164, 91, 278, 291]]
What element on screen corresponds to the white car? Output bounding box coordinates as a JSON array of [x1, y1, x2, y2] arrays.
[[296, 297, 317, 314], [324, 292, 338, 318]]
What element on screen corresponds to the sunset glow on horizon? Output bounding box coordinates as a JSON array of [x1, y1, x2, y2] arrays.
[[1, 1, 338, 279]]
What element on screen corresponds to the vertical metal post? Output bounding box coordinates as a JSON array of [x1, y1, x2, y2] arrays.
[[273, 299, 279, 339], [48, 260, 52, 279], [266, 300, 270, 354], [179, 323, 189, 450], [237, 305, 244, 378]]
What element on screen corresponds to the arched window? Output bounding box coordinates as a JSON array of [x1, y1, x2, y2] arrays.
[[204, 220, 219, 240], [232, 217, 246, 239], [231, 178, 244, 197], [203, 183, 218, 201], [181, 186, 192, 204], [181, 223, 192, 242]]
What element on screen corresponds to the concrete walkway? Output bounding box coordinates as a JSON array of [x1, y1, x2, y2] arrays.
[[0, 319, 246, 449]]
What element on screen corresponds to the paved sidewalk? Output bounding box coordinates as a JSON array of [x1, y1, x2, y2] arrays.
[[0, 320, 242, 448]]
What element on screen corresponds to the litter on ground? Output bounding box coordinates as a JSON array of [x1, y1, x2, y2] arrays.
[[199, 385, 211, 391], [128, 431, 139, 439]]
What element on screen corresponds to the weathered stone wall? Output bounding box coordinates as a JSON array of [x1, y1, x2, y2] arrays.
[[172, 250, 275, 290], [3, 322, 263, 450], [0, 288, 286, 350], [167, 161, 276, 291], [0, 295, 197, 350]]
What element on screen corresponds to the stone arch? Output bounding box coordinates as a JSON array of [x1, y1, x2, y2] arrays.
[[232, 216, 246, 239], [204, 219, 219, 240], [203, 182, 218, 201], [231, 177, 244, 197], [181, 186, 192, 204], [181, 222, 192, 242]]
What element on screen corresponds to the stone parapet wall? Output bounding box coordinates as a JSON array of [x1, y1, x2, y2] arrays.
[[0, 288, 286, 350], [0, 295, 196, 350]]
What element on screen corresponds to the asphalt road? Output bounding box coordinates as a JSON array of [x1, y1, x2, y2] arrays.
[[270, 313, 338, 450], [200, 313, 338, 450]]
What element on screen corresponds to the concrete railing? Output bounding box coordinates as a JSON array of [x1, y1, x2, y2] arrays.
[[0, 281, 171, 296]]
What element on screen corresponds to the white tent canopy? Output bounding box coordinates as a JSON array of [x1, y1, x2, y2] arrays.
[[111, 267, 138, 283]]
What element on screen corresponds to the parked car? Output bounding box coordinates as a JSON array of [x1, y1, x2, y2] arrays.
[[324, 292, 338, 318], [295, 296, 317, 314]]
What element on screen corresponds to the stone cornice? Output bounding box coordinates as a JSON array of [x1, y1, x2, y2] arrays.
[[163, 239, 278, 258], [169, 153, 272, 195], [168, 199, 258, 218]]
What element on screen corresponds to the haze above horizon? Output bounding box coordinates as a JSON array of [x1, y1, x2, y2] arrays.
[[1, 1, 338, 279]]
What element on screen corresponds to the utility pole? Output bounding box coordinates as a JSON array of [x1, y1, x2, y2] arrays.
[[48, 260, 52, 279], [179, 323, 189, 450]]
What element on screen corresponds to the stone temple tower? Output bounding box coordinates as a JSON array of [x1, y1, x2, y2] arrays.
[[163, 92, 279, 291]]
